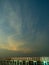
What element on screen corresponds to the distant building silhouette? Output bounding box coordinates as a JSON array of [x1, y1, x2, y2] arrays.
[[0, 57, 49, 65]]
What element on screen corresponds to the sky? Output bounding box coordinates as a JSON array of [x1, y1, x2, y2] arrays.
[[0, 0, 49, 57]]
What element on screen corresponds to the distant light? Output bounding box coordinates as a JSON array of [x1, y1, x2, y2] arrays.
[[44, 61, 46, 63], [43, 61, 48, 65], [33, 61, 37, 62]]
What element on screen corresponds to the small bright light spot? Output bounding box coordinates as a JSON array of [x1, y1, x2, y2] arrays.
[[44, 61, 46, 63], [33, 61, 37, 62], [43, 61, 48, 65]]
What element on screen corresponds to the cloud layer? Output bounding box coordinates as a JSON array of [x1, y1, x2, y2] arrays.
[[0, 0, 49, 57]]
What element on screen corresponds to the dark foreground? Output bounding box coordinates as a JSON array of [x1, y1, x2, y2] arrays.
[[0, 57, 49, 65], [0, 60, 49, 65]]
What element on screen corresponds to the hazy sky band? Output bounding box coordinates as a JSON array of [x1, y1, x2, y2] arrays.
[[0, 0, 49, 57]]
